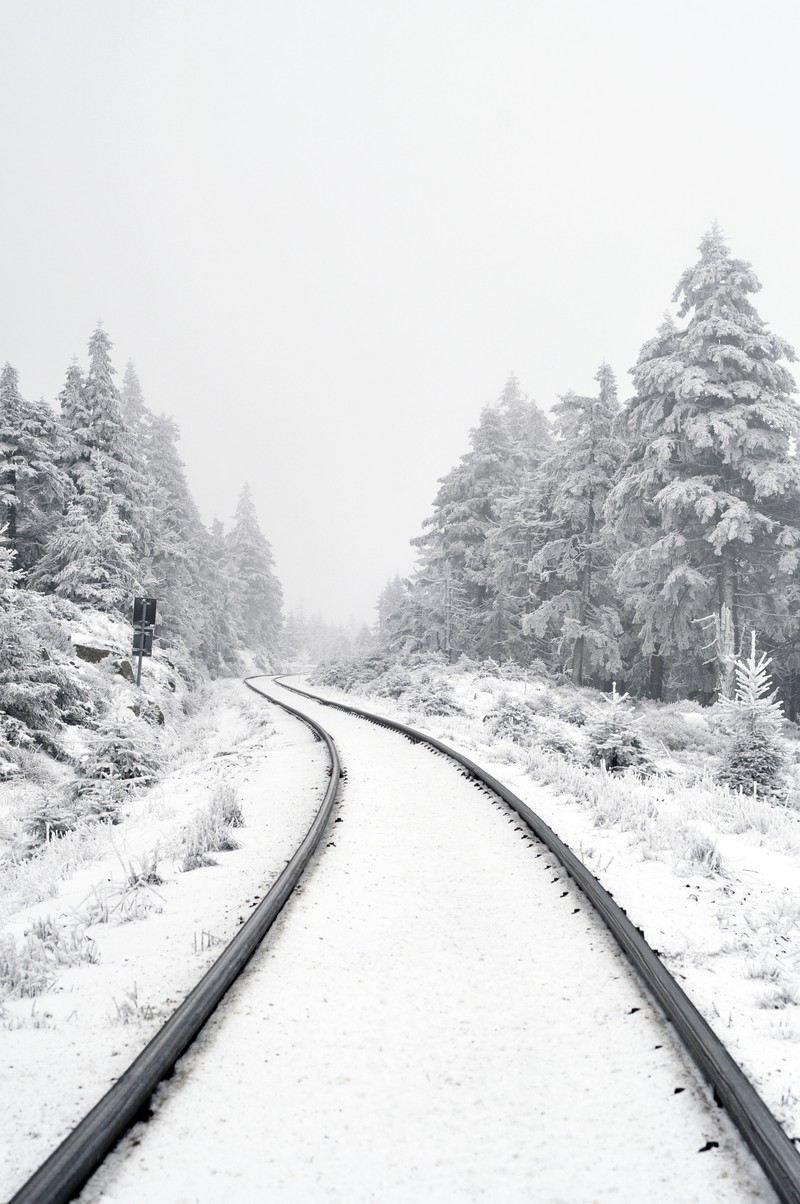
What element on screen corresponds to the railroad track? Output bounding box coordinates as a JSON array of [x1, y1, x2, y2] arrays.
[[7, 680, 342, 1204], [270, 673, 800, 1204], [9, 674, 800, 1202]]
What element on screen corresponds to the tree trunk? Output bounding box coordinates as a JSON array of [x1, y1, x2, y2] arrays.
[[4, 465, 17, 550], [648, 650, 664, 701], [573, 500, 595, 688], [717, 554, 738, 699]]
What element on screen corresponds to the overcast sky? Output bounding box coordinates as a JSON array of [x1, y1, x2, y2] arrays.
[[2, 0, 799, 624]]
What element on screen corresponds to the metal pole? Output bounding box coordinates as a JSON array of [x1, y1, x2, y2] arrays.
[[136, 602, 145, 688]]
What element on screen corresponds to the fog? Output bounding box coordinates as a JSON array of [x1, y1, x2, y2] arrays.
[[2, 0, 799, 623]]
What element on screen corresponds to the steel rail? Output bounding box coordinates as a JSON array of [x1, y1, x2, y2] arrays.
[[271, 674, 800, 1204], [8, 678, 342, 1204]]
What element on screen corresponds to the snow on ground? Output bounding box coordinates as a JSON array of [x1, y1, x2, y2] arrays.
[[0, 679, 326, 1201], [78, 678, 774, 1203], [299, 669, 800, 1151]]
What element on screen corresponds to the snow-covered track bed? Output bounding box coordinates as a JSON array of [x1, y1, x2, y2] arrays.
[[49, 675, 789, 1202], [8, 682, 342, 1204], [265, 675, 800, 1204]]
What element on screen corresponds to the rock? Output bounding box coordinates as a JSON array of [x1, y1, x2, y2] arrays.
[[75, 644, 111, 664], [115, 660, 136, 684]]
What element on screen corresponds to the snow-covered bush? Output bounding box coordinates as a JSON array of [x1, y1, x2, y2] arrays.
[[585, 683, 652, 774], [372, 664, 415, 699], [716, 635, 787, 798], [636, 705, 716, 755], [68, 718, 162, 824], [21, 789, 79, 846], [550, 693, 589, 727], [530, 715, 584, 761], [483, 694, 539, 743], [82, 718, 161, 786], [402, 675, 464, 717]]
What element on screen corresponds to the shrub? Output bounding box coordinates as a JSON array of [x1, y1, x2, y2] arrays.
[[530, 715, 584, 761], [637, 708, 701, 753], [21, 790, 79, 845], [585, 683, 652, 774], [402, 676, 464, 717], [550, 694, 589, 727], [372, 665, 415, 699], [483, 694, 539, 743]]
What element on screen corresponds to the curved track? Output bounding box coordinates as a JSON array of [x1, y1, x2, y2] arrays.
[[272, 674, 800, 1204], [8, 681, 342, 1204], [10, 673, 800, 1203]]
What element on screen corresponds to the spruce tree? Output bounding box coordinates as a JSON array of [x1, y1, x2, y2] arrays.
[[0, 365, 70, 575], [527, 364, 624, 684], [412, 377, 550, 661], [717, 632, 786, 796], [32, 459, 139, 609], [226, 485, 283, 660], [120, 360, 150, 436], [607, 227, 800, 698], [40, 327, 145, 610]]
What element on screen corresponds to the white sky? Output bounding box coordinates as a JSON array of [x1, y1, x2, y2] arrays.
[[2, 0, 799, 624]]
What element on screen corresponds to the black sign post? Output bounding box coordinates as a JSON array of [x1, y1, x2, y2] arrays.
[[132, 597, 157, 688]]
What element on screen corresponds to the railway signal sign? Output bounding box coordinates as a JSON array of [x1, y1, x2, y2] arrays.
[[132, 631, 153, 657], [132, 597, 157, 626], [132, 596, 158, 687]]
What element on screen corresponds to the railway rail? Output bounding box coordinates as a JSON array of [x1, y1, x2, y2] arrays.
[[271, 674, 800, 1204], [8, 680, 342, 1204], [8, 673, 800, 1203]]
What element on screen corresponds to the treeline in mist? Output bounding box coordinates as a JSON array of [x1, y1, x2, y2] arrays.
[[377, 227, 800, 714], [0, 325, 283, 677]]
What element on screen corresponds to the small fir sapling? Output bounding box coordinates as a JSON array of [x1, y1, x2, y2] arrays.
[[585, 682, 651, 773], [716, 633, 787, 798]]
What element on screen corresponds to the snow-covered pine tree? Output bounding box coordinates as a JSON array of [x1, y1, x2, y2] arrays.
[[226, 485, 283, 662], [412, 377, 550, 662], [717, 632, 786, 797], [139, 408, 206, 649], [32, 458, 139, 609], [607, 227, 800, 699], [0, 527, 20, 596], [585, 682, 650, 773], [40, 328, 145, 610], [0, 363, 24, 556], [0, 365, 71, 576], [375, 574, 409, 646], [198, 518, 242, 676], [526, 364, 624, 685], [120, 360, 150, 437]]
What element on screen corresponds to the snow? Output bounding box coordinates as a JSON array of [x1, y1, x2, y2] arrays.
[[0, 680, 326, 1200], [75, 679, 773, 1202], [302, 666, 800, 1154]]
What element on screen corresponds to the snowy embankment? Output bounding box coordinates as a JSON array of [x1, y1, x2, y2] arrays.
[[297, 668, 800, 1150], [0, 678, 325, 1201], [78, 678, 772, 1203]]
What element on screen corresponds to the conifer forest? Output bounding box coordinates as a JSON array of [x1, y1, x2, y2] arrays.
[[377, 227, 800, 717], [0, 323, 284, 742]]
